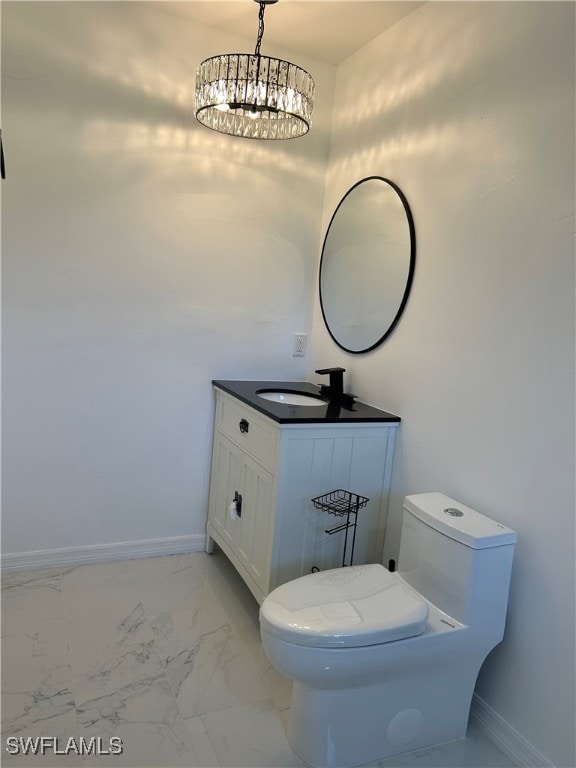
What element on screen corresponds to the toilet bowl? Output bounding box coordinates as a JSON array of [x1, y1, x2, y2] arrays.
[[259, 492, 516, 768]]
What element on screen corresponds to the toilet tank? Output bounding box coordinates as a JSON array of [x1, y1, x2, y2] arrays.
[[398, 493, 516, 636]]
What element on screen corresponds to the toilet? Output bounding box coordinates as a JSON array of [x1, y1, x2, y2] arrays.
[[259, 492, 517, 768]]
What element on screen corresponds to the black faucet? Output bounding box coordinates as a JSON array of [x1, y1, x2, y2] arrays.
[[315, 366, 359, 412], [315, 367, 357, 410], [315, 367, 345, 400]]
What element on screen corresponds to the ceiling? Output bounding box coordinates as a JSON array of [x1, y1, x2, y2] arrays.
[[150, 1, 424, 66]]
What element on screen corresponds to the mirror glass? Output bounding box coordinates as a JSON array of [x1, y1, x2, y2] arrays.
[[319, 176, 415, 354]]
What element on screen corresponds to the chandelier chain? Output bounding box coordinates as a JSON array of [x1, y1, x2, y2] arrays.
[[255, 2, 266, 56]]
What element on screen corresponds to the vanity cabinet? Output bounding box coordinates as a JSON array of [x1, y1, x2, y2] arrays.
[[206, 386, 399, 604]]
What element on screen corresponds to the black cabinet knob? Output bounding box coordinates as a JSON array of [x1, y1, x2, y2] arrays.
[[239, 419, 249, 434], [234, 491, 242, 517]]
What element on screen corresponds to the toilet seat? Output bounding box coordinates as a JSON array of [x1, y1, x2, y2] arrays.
[[260, 564, 428, 648]]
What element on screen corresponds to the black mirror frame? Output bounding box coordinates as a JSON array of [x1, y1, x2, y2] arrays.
[[319, 176, 416, 355]]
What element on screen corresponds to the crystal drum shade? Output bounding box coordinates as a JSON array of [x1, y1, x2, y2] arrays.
[[195, 53, 314, 140]]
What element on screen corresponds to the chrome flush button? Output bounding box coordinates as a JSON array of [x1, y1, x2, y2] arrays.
[[444, 507, 464, 517]]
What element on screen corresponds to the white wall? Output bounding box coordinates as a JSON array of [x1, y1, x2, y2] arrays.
[[309, 3, 575, 766], [1, 1, 335, 554]]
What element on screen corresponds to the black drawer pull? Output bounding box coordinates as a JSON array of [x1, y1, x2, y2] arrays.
[[239, 419, 249, 434]]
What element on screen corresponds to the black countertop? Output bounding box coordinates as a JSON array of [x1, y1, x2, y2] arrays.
[[213, 380, 401, 425]]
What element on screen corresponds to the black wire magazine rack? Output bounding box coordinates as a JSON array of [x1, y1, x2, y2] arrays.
[[311, 489, 369, 567]]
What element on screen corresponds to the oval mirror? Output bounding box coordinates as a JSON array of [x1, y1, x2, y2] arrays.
[[319, 176, 416, 354]]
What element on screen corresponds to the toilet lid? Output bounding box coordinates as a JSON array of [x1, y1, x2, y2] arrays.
[[260, 564, 428, 648]]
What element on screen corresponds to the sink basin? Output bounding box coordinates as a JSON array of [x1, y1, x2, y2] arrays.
[[256, 389, 327, 406]]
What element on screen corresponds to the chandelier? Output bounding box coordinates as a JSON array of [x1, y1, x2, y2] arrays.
[[194, 0, 315, 140]]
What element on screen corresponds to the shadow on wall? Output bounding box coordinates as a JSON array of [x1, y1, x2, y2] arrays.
[[330, 3, 532, 184]]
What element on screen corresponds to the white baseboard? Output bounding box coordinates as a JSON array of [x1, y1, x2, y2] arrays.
[[470, 693, 554, 768], [1, 534, 206, 573]]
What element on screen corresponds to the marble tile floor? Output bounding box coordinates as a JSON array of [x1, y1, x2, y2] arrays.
[[1, 551, 515, 768]]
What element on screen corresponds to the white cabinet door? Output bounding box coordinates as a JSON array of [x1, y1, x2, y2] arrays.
[[208, 433, 243, 552], [236, 453, 273, 592], [208, 431, 274, 595]]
